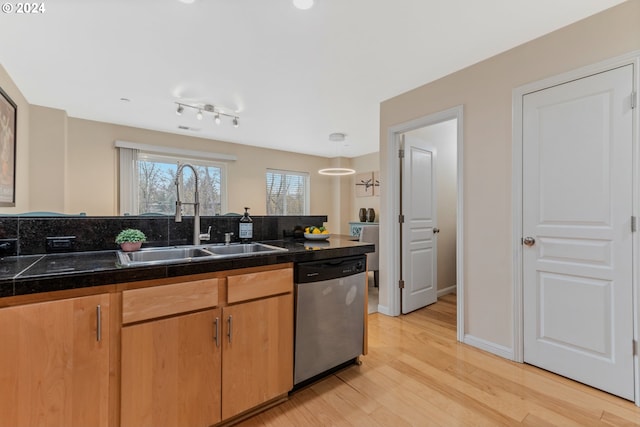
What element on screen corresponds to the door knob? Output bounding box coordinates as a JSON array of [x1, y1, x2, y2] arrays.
[[523, 237, 535, 247]]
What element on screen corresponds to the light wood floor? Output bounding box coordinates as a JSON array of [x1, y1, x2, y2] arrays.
[[238, 294, 640, 426]]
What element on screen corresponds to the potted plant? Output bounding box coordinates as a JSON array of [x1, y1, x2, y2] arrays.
[[115, 228, 147, 252]]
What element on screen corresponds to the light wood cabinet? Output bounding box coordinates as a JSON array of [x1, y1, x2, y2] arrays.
[[0, 293, 111, 427], [221, 292, 293, 420], [121, 308, 222, 427], [120, 278, 220, 427]]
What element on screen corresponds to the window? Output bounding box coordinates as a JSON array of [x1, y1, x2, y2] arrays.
[[118, 145, 227, 216], [266, 169, 309, 215]]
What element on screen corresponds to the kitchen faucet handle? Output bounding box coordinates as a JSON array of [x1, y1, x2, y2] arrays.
[[199, 225, 212, 241], [224, 232, 234, 245]]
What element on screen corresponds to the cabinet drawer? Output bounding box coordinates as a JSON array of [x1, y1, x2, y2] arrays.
[[122, 279, 219, 324], [227, 268, 293, 304]]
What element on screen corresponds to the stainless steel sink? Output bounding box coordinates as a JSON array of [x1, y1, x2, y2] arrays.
[[117, 242, 287, 267], [205, 242, 287, 256], [117, 246, 214, 266]]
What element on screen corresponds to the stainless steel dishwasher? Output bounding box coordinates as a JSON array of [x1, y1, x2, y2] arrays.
[[294, 255, 367, 386]]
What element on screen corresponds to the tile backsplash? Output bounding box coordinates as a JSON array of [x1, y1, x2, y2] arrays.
[[0, 215, 328, 256]]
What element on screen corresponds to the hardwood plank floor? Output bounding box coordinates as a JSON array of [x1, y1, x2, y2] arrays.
[[238, 294, 640, 426]]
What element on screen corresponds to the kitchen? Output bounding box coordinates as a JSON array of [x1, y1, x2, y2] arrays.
[[3, 2, 635, 426]]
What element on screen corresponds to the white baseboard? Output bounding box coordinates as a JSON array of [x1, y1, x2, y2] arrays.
[[377, 304, 395, 316], [437, 285, 456, 297], [463, 334, 515, 361]]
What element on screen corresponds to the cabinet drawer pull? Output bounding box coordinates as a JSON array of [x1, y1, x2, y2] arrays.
[[96, 305, 102, 342], [227, 315, 233, 343], [214, 317, 220, 347]]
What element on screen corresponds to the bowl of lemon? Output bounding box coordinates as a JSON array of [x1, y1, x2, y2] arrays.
[[304, 226, 330, 240]]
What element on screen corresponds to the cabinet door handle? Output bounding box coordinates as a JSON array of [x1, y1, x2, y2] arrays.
[[227, 315, 233, 343], [96, 305, 102, 342], [214, 317, 220, 347]]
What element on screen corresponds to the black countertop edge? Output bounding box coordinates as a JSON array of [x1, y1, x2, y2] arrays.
[[0, 237, 374, 298]]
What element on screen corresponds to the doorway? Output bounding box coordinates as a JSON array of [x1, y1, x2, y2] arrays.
[[384, 106, 464, 340], [513, 54, 639, 403]]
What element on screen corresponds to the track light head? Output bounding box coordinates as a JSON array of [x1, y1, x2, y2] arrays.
[[214, 113, 221, 125], [196, 110, 203, 120], [176, 104, 184, 115], [233, 117, 239, 128]]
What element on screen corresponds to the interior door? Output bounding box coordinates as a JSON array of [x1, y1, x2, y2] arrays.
[[522, 65, 634, 400], [401, 135, 438, 314]]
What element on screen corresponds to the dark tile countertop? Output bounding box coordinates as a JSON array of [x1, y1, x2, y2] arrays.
[[0, 236, 373, 298]]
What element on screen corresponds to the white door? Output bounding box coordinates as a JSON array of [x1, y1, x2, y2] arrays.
[[523, 65, 634, 400], [401, 135, 438, 314]]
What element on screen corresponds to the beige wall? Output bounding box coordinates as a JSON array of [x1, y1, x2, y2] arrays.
[[350, 152, 380, 225], [0, 64, 29, 213], [379, 0, 640, 350], [66, 117, 340, 230], [0, 83, 343, 231], [406, 119, 457, 293], [29, 105, 68, 213]]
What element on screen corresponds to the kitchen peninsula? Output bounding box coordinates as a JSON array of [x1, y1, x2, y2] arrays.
[[0, 215, 373, 427]]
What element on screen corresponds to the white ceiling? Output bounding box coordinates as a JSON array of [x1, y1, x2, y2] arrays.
[[0, 0, 627, 158]]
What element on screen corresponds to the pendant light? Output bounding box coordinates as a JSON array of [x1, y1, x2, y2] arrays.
[[319, 133, 355, 176]]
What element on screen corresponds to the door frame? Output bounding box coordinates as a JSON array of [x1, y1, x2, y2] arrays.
[[512, 51, 640, 404], [384, 105, 465, 342]]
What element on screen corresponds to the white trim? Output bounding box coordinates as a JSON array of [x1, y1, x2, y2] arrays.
[[511, 50, 640, 405], [377, 304, 393, 316], [437, 285, 456, 297], [115, 140, 237, 162], [384, 105, 464, 343], [463, 334, 515, 360]]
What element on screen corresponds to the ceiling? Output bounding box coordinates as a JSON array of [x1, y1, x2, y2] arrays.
[[0, 0, 627, 158]]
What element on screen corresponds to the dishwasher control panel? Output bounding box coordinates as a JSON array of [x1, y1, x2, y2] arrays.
[[295, 255, 366, 284]]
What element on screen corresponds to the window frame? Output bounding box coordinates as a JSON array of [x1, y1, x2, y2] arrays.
[[119, 148, 228, 216], [265, 168, 310, 216]]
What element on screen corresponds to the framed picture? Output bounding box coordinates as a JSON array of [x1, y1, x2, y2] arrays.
[[0, 86, 16, 206], [355, 172, 374, 197]]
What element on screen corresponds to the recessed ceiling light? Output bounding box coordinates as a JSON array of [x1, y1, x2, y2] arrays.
[[329, 132, 346, 141], [293, 0, 314, 10], [177, 0, 196, 4]]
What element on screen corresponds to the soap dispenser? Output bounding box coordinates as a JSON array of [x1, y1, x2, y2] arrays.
[[239, 207, 253, 243]]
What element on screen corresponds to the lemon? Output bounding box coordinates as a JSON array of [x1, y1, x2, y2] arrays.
[[321, 230, 329, 234], [312, 228, 321, 234]]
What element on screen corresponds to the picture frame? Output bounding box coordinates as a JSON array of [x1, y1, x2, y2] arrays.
[[355, 172, 374, 197], [0, 85, 16, 207]]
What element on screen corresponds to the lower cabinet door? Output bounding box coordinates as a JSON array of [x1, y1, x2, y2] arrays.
[[221, 293, 293, 420], [121, 308, 221, 427], [0, 294, 111, 427]]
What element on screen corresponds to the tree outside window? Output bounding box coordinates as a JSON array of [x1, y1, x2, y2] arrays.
[[266, 169, 309, 215], [138, 155, 223, 216]]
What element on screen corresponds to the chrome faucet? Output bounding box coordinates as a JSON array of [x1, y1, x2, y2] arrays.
[[175, 163, 211, 245], [224, 232, 234, 245]]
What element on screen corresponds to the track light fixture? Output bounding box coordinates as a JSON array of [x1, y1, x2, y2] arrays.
[[175, 102, 241, 128]]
